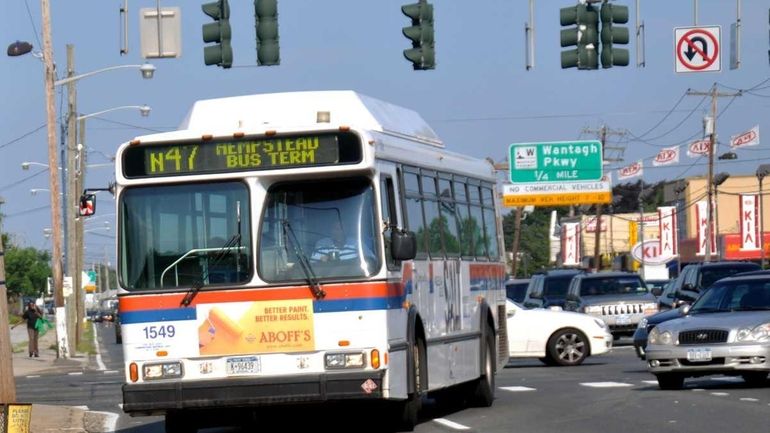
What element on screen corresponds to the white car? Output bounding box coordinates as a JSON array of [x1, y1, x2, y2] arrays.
[[506, 299, 613, 366]]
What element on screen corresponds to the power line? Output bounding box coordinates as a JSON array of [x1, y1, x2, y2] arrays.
[[0, 123, 46, 150]]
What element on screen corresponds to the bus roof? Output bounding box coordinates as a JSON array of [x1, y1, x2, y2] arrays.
[[176, 90, 443, 148]]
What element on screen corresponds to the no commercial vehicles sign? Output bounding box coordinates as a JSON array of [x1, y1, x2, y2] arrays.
[[508, 140, 603, 184], [675, 26, 721, 73]]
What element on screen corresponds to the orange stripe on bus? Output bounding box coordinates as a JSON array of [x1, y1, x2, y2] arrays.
[[120, 281, 405, 311]]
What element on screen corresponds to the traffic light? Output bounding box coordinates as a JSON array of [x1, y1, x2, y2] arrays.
[[560, 3, 598, 70], [402, 1, 435, 70], [600, 2, 629, 68], [255, 0, 280, 66], [202, 0, 232, 68]]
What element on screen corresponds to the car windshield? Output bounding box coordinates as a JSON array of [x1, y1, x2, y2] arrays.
[[543, 276, 575, 298], [700, 266, 759, 289], [506, 282, 529, 303], [690, 279, 770, 313], [580, 276, 647, 296]]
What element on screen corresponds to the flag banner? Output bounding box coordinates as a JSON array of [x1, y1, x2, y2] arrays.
[[695, 200, 717, 256], [658, 206, 678, 257], [617, 160, 643, 180], [730, 125, 760, 148], [652, 146, 680, 166], [561, 222, 581, 266], [740, 194, 760, 250], [687, 139, 710, 158]]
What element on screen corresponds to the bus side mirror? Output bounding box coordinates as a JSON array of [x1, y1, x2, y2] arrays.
[[391, 230, 416, 261], [79, 193, 96, 217]]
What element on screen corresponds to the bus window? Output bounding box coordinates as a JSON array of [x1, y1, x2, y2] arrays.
[[439, 177, 460, 256]]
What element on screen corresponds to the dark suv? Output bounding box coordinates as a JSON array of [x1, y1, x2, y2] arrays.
[[521, 269, 585, 309], [657, 262, 761, 310]]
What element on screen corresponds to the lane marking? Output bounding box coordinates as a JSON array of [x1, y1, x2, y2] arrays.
[[641, 380, 658, 385], [25, 375, 41, 379], [500, 386, 536, 392], [740, 398, 759, 402], [580, 382, 633, 388], [68, 372, 84, 376], [104, 370, 119, 375], [433, 418, 471, 430], [710, 392, 729, 396]]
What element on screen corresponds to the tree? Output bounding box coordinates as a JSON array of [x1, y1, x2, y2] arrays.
[[4, 244, 51, 300], [503, 207, 565, 277]]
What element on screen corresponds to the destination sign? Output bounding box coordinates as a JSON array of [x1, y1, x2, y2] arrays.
[[123, 132, 362, 178]]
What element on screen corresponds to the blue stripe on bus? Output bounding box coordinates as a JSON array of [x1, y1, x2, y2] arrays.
[[119, 297, 404, 324], [120, 308, 197, 324]]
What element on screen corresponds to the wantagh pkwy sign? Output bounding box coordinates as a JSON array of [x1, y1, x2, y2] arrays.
[[509, 140, 603, 184]]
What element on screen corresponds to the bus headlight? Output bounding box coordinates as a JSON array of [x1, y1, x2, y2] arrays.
[[143, 362, 183, 380], [325, 352, 366, 369]]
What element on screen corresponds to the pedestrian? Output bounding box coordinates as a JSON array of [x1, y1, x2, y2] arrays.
[[22, 301, 44, 357]]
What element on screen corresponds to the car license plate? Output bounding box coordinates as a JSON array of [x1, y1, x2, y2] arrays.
[[616, 315, 630, 325], [686, 348, 712, 362], [226, 356, 260, 375]]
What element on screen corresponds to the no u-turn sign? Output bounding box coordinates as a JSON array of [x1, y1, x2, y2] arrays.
[[674, 26, 721, 73]]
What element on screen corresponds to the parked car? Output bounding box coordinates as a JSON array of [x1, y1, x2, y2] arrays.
[[563, 272, 658, 339], [522, 268, 585, 309], [505, 278, 530, 303], [658, 261, 760, 310], [646, 272, 770, 390], [506, 299, 612, 366]]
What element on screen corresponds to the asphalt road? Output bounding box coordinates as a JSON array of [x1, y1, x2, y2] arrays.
[[14, 327, 770, 433]]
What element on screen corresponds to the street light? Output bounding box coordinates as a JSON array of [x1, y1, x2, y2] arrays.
[[76, 104, 151, 121], [712, 172, 730, 258], [757, 164, 770, 268]]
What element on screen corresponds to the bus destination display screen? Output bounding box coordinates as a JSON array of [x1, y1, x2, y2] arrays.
[[122, 132, 362, 178]]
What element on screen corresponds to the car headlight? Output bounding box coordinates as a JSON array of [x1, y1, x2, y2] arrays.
[[648, 327, 674, 345], [593, 318, 607, 329], [736, 323, 770, 342], [637, 317, 648, 329], [643, 303, 658, 316], [584, 305, 602, 314]]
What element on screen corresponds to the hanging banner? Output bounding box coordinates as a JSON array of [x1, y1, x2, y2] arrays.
[[695, 200, 717, 256], [617, 160, 643, 180], [561, 222, 581, 266], [687, 139, 711, 158], [658, 206, 678, 258], [730, 125, 760, 148], [740, 194, 760, 250], [652, 146, 680, 166]]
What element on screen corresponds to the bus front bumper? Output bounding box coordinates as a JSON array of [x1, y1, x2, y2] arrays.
[[122, 371, 386, 415]]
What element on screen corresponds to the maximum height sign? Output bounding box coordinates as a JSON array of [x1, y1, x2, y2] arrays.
[[508, 140, 603, 183]]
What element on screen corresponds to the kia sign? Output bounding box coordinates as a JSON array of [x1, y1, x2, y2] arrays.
[[730, 125, 759, 149], [652, 146, 679, 166], [617, 160, 643, 180], [687, 139, 710, 157], [631, 240, 674, 266]]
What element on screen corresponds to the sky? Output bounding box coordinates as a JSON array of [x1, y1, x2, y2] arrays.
[[1, 0, 770, 268]]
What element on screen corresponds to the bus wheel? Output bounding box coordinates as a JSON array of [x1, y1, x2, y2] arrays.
[[165, 410, 197, 433], [468, 327, 495, 407], [392, 338, 425, 431]]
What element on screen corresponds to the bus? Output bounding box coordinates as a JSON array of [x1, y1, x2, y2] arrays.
[[100, 91, 508, 432]]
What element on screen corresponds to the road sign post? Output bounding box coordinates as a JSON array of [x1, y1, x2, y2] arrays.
[[508, 140, 603, 183]]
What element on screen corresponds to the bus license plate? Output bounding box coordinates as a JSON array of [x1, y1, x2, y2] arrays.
[[686, 348, 712, 362], [226, 356, 260, 375]]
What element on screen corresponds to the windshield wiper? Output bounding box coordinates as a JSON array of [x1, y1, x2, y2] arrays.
[[282, 220, 325, 299], [180, 233, 243, 307], [181, 201, 244, 307]]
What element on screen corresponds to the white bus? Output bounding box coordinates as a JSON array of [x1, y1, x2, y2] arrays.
[[105, 91, 508, 432]]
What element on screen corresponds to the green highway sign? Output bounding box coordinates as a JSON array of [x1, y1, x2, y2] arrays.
[[508, 140, 603, 183]]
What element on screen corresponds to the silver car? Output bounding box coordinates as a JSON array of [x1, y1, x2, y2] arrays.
[[646, 273, 770, 390]]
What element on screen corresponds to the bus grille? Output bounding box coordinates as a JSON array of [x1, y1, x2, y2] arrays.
[[678, 329, 729, 345]]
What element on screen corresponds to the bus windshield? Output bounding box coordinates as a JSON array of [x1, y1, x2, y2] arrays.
[[119, 181, 252, 291], [259, 177, 380, 282]]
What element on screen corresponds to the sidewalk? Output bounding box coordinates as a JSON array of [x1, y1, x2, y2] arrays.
[[10, 319, 116, 433]]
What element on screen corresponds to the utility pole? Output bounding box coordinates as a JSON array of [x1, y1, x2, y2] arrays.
[[66, 44, 79, 351], [76, 117, 86, 338], [0, 196, 17, 403], [687, 85, 741, 262], [583, 125, 625, 272], [511, 207, 523, 276]]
